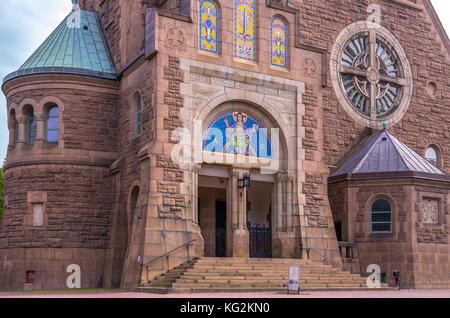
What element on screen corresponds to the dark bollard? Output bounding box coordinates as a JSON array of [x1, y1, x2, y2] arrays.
[[393, 270, 401, 290]]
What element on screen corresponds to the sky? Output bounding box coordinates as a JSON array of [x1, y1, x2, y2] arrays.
[[0, 0, 449, 164]]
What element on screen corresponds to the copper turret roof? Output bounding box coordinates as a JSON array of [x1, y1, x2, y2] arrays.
[[3, 9, 117, 84]]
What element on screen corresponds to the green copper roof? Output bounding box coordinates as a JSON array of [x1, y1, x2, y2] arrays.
[[3, 9, 117, 83]]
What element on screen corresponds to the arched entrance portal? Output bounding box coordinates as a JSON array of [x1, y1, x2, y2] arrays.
[[195, 101, 295, 258]]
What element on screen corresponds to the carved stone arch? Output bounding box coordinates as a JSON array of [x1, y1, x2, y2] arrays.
[[194, 91, 293, 154], [37, 96, 65, 113], [199, 98, 291, 169], [8, 104, 18, 129], [18, 98, 38, 122]]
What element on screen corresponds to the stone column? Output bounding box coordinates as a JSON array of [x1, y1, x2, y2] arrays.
[[286, 176, 293, 231], [35, 111, 45, 146], [231, 168, 249, 258], [192, 164, 200, 225], [276, 173, 284, 231], [191, 164, 204, 257], [17, 114, 26, 146], [7, 115, 16, 150]]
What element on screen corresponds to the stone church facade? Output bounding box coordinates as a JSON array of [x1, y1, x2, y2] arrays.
[[0, 0, 449, 291]]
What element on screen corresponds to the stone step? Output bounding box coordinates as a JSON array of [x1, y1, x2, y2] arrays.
[[139, 257, 376, 293], [177, 275, 366, 282], [185, 269, 345, 275], [182, 271, 360, 277], [177, 277, 367, 284]]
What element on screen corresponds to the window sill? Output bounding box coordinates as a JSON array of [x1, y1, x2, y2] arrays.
[[368, 233, 394, 239], [43, 141, 59, 148]]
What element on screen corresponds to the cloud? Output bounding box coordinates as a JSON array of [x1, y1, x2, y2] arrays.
[[0, 0, 72, 163]]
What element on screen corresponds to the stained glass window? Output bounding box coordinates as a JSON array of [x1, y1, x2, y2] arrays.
[[270, 18, 287, 68], [46, 106, 59, 142], [199, 0, 218, 53], [235, 0, 255, 61], [370, 199, 392, 233], [26, 109, 37, 144]]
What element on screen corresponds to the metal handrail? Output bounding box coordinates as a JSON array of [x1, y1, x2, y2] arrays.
[[301, 243, 345, 271], [141, 239, 197, 267], [140, 239, 197, 285]]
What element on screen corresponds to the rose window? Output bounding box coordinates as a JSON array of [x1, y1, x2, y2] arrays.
[[330, 23, 412, 128]]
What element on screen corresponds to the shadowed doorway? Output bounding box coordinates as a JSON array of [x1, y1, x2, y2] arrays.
[[215, 200, 227, 257]]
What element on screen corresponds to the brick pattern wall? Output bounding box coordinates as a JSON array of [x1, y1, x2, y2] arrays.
[[302, 85, 319, 161], [354, 185, 408, 242], [303, 172, 328, 228], [0, 165, 112, 249], [7, 88, 117, 153], [157, 56, 185, 218]]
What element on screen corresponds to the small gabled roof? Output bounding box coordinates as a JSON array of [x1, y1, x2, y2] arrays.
[[3, 9, 117, 84], [329, 129, 449, 183]]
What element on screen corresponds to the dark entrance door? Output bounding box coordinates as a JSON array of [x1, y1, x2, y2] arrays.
[[334, 221, 342, 241], [215, 200, 227, 257], [249, 225, 272, 258]]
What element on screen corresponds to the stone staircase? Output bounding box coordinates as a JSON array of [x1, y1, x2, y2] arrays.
[[137, 257, 386, 293]]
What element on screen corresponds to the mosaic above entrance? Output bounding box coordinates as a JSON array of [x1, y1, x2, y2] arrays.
[[203, 112, 272, 158]]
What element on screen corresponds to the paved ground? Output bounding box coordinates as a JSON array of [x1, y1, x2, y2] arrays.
[[1, 289, 449, 298]]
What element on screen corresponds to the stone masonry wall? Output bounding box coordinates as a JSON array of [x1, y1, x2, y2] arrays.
[[6, 87, 117, 153], [0, 165, 112, 249], [157, 56, 185, 219], [289, 0, 450, 173]]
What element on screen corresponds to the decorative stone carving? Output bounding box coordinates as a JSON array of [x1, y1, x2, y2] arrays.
[[302, 58, 316, 76], [416, 192, 448, 244], [420, 199, 439, 225], [165, 23, 185, 50]]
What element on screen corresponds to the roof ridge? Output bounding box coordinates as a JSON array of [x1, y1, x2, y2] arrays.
[[384, 131, 411, 172], [352, 131, 384, 173], [388, 132, 446, 175]]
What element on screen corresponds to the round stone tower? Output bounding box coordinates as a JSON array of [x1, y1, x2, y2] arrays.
[[0, 7, 119, 291]]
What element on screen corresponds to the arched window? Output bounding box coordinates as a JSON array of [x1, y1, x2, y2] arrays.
[[26, 108, 37, 144], [46, 106, 59, 142], [136, 94, 142, 137], [270, 17, 287, 68], [425, 146, 438, 167], [199, 0, 218, 53], [370, 199, 392, 233], [10, 110, 18, 143], [234, 0, 255, 61]]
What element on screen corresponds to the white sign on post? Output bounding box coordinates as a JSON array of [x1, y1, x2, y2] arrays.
[[288, 265, 300, 294]]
